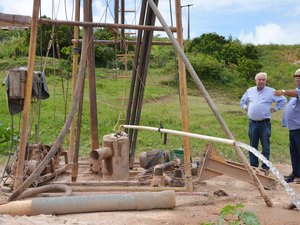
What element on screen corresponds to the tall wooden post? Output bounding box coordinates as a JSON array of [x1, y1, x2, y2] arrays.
[[13, 0, 40, 190], [69, 0, 80, 165], [175, 0, 192, 192], [70, 0, 81, 182], [86, 0, 99, 150]]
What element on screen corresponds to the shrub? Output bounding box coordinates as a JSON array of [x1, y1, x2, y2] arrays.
[[202, 203, 261, 225]]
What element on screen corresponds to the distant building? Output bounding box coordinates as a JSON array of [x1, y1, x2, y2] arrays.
[[0, 23, 29, 31]]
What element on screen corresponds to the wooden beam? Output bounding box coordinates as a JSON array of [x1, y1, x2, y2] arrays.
[[0, 13, 177, 32], [0, 13, 31, 26], [74, 39, 173, 45]]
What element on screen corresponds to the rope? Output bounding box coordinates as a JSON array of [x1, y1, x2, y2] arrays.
[[100, 0, 114, 23]]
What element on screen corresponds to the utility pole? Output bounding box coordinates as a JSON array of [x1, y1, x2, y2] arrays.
[[181, 4, 193, 40]]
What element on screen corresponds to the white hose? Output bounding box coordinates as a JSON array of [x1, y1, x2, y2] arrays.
[[121, 124, 235, 146]]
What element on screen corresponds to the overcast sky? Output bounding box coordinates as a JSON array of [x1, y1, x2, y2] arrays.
[[1, 0, 300, 45]]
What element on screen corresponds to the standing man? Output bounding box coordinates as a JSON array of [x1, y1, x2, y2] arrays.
[[240, 72, 287, 174], [274, 69, 300, 183]]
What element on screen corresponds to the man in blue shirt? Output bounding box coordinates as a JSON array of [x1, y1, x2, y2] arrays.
[[274, 69, 300, 183], [240, 72, 287, 174]]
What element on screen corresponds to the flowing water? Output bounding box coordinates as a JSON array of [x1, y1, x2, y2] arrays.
[[236, 141, 300, 211]]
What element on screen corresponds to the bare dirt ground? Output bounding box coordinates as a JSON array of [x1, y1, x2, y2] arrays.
[[0, 163, 299, 225]]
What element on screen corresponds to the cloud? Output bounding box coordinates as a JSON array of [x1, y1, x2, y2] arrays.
[[2, 0, 300, 45], [239, 23, 300, 45]]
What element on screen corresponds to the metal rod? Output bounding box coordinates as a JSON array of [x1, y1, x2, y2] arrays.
[[130, 0, 158, 168], [72, 71, 85, 182]]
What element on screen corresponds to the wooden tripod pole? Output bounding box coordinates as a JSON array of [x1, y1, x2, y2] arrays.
[[13, 0, 40, 190], [69, 0, 80, 167], [175, 0, 192, 192]]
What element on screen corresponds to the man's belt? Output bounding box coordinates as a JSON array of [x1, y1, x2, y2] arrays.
[[250, 118, 270, 123]]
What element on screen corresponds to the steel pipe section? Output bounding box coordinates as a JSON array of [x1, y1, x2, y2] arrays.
[[0, 191, 175, 216]]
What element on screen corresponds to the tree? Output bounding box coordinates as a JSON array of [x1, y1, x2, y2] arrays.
[[188, 33, 228, 60], [26, 16, 73, 59]]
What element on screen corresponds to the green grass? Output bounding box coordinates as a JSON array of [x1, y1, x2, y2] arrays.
[[0, 52, 292, 165]]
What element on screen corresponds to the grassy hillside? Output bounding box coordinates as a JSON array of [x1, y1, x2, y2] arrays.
[[1, 44, 299, 166]]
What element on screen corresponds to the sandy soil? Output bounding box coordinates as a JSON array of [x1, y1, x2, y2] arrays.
[[0, 163, 299, 225]]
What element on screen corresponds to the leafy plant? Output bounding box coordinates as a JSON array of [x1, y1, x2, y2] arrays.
[[202, 203, 261, 225], [0, 121, 19, 155]]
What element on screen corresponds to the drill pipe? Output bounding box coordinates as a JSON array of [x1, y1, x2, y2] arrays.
[[0, 190, 175, 216]]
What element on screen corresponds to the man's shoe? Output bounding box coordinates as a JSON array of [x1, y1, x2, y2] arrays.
[[284, 173, 294, 183], [284, 177, 294, 183], [284, 173, 294, 180]]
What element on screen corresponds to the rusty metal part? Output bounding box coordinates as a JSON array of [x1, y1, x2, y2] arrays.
[[153, 159, 181, 175], [89, 147, 113, 173], [90, 147, 113, 160], [197, 144, 277, 190], [0, 191, 176, 216], [151, 159, 180, 187]]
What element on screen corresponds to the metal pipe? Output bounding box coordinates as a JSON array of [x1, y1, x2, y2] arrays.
[[90, 147, 113, 160], [154, 160, 180, 175], [71, 71, 85, 182], [128, 1, 158, 168], [126, 0, 147, 164], [0, 191, 176, 216], [17, 184, 72, 200], [122, 125, 235, 146]]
